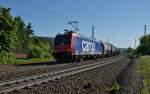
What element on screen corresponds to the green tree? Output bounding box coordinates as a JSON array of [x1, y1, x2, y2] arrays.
[[25, 23, 34, 51], [0, 7, 17, 64], [26, 23, 34, 37], [14, 16, 26, 44], [0, 5, 2, 15], [13, 16, 27, 54], [137, 34, 150, 55]]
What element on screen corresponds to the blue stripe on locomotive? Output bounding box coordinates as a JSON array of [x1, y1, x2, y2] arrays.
[[75, 36, 103, 55]]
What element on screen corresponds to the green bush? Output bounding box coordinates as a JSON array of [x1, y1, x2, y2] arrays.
[[27, 37, 52, 58], [106, 81, 121, 94], [126, 47, 138, 58], [0, 51, 14, 64]]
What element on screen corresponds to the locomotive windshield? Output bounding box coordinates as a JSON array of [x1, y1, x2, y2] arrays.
[[54, 34, 72, 46]]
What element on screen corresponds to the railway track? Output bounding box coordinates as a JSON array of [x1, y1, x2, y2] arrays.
[[0, 56, 125, 93], [15, 55, 119, 66]]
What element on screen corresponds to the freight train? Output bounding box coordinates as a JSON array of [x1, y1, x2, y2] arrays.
[[54, 30, 120, 62]]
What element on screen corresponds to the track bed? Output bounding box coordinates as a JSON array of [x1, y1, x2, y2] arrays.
[[0, 56, 121, 82], [0, 56, 128, 94]]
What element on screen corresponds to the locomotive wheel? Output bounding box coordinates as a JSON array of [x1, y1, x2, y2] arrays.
[[76, 56, 82, 62]]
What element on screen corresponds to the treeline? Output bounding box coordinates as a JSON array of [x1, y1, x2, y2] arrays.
[[127, 34, 150, 56], [0, 6, 53, 64]]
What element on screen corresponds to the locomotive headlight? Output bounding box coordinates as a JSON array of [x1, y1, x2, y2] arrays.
[[67, 49, 71, 52], [54, 50, 57, 52]]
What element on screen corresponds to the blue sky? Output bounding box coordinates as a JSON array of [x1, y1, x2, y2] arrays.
[[0, 0, 150, 48]]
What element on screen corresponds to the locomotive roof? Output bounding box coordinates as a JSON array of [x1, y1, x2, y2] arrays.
[[76, 32, 100, 42], [56, 30, 100, 42]]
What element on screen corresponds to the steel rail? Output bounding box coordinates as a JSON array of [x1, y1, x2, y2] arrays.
[[0, 55, 122, 84], [0, 56, 124, 93]]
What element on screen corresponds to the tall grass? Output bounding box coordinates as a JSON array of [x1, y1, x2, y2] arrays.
[[138, 56, 150, 94]]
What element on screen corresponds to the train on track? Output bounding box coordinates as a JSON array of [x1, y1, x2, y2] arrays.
[[54, 30, 120, 62]]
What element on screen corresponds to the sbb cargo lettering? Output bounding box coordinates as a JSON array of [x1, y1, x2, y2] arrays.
[[82, 40, 95, 52]]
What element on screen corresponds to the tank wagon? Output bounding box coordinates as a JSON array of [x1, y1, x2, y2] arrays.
[[54, 30, 119, 62], [101, 42, 111, 57], [111, 44, 120, 55]]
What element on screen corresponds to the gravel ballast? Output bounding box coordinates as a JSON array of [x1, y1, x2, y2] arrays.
[[0, 56, 121, 82], [7, 57, 130, 94]]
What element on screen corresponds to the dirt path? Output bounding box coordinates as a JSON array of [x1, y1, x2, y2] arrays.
[[118, 59, 143, 94]]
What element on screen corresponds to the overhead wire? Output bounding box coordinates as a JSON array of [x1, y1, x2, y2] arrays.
[[21, 0, 74, 32], [25, 0, 70, 22], [73, 0, 106, 26], [72, 0, 116, 42], [22, 0, 112, 32], [73, 0, 138, 47]]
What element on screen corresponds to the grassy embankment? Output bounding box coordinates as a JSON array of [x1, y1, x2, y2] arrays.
[[15, 57, 54, 64], [138, 56, 150, 94]]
